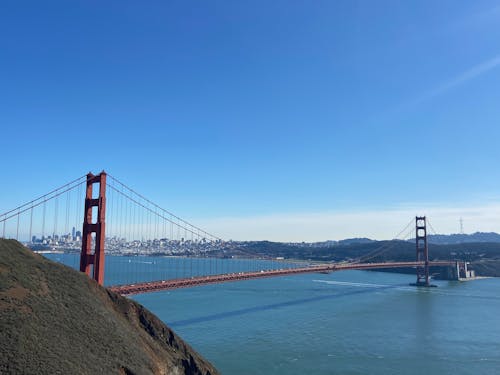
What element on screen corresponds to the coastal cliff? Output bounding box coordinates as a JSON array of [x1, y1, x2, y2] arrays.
[[0, 239, 219, 375]]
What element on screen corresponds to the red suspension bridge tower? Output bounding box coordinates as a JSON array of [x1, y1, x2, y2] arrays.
[[80, 172, 106, 285], [414, 216, 431, 287]]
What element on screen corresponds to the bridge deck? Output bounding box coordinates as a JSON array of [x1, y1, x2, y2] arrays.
[[109, 261, 455, 296]]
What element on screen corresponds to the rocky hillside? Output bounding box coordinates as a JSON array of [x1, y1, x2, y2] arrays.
[[0, 239, 219, 375]]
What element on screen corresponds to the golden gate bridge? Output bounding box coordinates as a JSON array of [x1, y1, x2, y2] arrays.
[[0, 171, 467, 296]]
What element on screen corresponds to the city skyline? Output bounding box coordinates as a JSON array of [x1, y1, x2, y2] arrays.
[[2, 1, 500, 240]]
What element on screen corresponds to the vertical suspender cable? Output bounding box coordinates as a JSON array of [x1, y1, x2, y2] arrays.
[[29, 207, 33, 243], [128, 195, 134, 244], [65, 189, 70, 236], [76, 182, 81, 239], [42, 201, 46, 240], [119, 183, 124, 242], [53, 196, 58, 240], [154, 210, 158, 242], [108, 181, 113, 241], [16, 210, 20, 240]]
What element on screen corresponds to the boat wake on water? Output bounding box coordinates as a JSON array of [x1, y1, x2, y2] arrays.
[[312, 280, 390, 288], [312, 279, 500, 300]]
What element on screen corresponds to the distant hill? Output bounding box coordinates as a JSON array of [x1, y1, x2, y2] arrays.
[[320, 233, 500, 246], [328, 233, 500, 246], [427, 232, 500, 244], [231, 239, 500, 276], [0, 239, 218, 375], [337, 237, 376, 246]]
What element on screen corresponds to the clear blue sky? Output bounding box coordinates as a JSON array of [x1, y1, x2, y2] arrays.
[[2, 1, 500, 240]]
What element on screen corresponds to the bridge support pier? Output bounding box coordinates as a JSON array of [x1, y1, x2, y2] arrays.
[[80, 171, 106, 285], [455, 261, 475, 280]]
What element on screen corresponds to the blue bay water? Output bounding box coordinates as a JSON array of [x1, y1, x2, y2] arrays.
[[46, 254, 500, 374]]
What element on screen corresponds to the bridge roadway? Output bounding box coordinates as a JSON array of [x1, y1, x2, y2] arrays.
[[109, 260, 456, 296]]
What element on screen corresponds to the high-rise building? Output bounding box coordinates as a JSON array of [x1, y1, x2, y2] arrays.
[[72, 227, 76, 239]]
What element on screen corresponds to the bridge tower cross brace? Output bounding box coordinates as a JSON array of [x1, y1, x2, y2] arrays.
[[415, 216, 430, 286], [80, 172, 106, 285]]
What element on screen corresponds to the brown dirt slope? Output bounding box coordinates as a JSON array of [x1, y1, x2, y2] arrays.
[[0, 239, 219, 375]]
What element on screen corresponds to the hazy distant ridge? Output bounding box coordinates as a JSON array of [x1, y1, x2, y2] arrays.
[[426, 232, 500, 244], [323, 232, 500, 246]]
